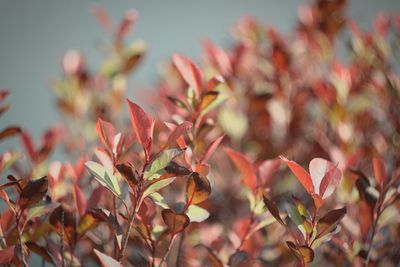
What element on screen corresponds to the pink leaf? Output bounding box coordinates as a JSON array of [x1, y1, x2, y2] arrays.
[[20, 130, 36, 159], [166, 121, 193, 147], [96, 119, 117, 152], [95, 148, 114, 174], [225, 148, 256, 190], [94, 249, 122, 267], [202, 39, 232, 75], [172, 53, 204, 98], [309, 158, 342, 199], [319, 163, 342, 199], [87, 186, 108, 210], [73, 185, 87, 217], [280, 156, 314, 196], [200, 135, 224, 164], [116, 10, 138, 43], [257, 159, 280, 185], [0, 246, 15, 264], [91, 5, 112, 31], [0, 190, 10, 208], [127, 99, 154, 160]]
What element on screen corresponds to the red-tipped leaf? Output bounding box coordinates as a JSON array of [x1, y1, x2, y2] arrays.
[[280, 156, 314, 195], [127, 99, 154, 160], [226, 148, 256, 190], [172, 53, 204, 98]]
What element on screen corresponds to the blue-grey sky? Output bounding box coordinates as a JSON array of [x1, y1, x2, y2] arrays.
[[1, 0, 399, 152]]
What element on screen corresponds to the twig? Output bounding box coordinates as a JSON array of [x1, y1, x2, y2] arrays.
[[158, 234, 178, 267], [113, 195, 118, 259], [16, 211, 28, 267], [119, 193, 142, 260], [234, 213, 256, 255], [176, 232, 185, 267], [60, 209, 65, 267]]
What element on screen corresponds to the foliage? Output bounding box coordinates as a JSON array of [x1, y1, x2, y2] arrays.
[[1, 1, 400, 266]]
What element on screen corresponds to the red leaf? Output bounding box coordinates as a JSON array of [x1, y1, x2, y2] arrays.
[[0, 90, 9, 101], [263, 196, 285, 225], [165, 161, 191, 176], [18, 176, 48, 209], [172, 53, 204, 98], [200, 135, 224, 163], [0, 246, 15, 264], [186, 172, 211, 205], [373, 156, 387, 189], [286, 241, 314, 265], [280, 156, 314, 196], [316, 207, 346, 238], [166, 121, 193, 148], [161, 209, 190, 234], [91, 5, 112, 31], [257, 159, 280, 186], [116, 162, 138, 190], [0, 126, 21, 141], [73, 185, 87, 217], [0, 189, 10, 204], [202, 39, 232, 76], [226, 148, 256, 190], [205, 75, 225, 92], [96, 118, 116, 152], [20, 130, 36, 159], [116, 10, 137, 43], [126, 99, 154, 160]]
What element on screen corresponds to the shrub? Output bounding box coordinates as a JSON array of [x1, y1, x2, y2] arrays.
[[1, 1, 400, 266]]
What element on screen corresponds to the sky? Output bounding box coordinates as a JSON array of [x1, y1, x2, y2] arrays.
[[0, 0, 399, 151]]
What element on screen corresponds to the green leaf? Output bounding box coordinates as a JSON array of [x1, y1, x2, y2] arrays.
[[253, 216, 276, 232], [144, 148, 184, 180], [149, 192, 169, 209], [291, 195, 311, 220], [285, 202, 308, 238], [218, 107, 248, 141], [85, 161, 122, 198], [186, 205, 210, 223], [142, 177, 176, 199], [27, 201, 59, 221]]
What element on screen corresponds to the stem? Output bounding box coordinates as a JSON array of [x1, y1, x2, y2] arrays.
[[16, 211, 28, 267], [233, 213, 256, 255], [365, 207, 382, 265], [175, 232, 185, 267], [158, 234, 177, 267], [365, 179, 391, 265], [119, 159, 149, 260], [113, 195, 118, 259], [60, 209, 65, 267], [119, 193, 142, 260]]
